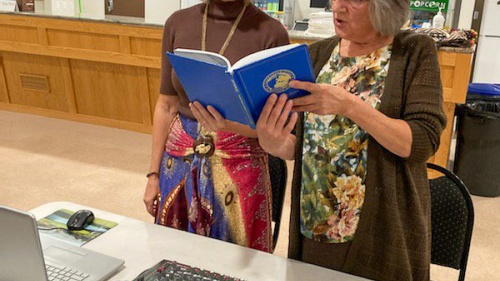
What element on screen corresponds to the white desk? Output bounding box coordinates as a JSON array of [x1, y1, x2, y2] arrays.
[[31, 202, 369, 281]]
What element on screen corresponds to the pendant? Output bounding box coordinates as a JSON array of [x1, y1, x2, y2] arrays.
[[193, 134, 215, 157]]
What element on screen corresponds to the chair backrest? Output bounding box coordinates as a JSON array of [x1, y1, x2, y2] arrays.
[[268, 155, 287, 251], [427, 163, 474, 281]]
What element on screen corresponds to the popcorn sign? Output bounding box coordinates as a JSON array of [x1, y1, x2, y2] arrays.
[[410, 0, 448, 12]]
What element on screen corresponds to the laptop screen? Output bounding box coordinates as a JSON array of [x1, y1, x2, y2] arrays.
[[0, 205, 124, 281], [0, 206, 48, 281]]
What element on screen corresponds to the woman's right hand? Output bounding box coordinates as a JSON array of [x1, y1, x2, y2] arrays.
[[190, 101, 228, 132], [256, 94, 297, 160], [143, 176, 160, 217]]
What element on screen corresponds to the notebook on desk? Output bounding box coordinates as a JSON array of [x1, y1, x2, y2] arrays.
[[0, 205, 124, 281]]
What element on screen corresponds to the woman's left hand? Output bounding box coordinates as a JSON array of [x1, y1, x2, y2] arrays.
[[290, 80, 355, 116], [292, 80, 414, 158], [190, 101, 227, 132]]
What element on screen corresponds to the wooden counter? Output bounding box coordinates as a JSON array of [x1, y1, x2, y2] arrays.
[[0, 13, 472, 169], [0, 13, 163, 133], [432, 49, 473, 169]]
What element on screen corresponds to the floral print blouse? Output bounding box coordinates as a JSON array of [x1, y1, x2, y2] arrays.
[[300, 42, 392, 243]]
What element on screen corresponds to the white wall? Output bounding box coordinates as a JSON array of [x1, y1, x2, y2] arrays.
[[445, 0, 456, 26], [79, 0, 104, 19], [35, 0, 44, 13], [181, 0, 201, 9], [293, 0, 323, 20], [145, 0, 180, 24], [44, 0, 79, 16], [457, 0, 476, 29]]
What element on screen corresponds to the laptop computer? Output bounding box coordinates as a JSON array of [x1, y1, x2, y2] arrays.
[[0, 205, 125, 281]]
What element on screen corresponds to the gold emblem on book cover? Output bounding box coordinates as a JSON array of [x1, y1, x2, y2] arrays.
[[263, 69, 296, 94]]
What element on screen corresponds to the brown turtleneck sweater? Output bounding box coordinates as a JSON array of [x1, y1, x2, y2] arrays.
[[160, 1, 290, 119]]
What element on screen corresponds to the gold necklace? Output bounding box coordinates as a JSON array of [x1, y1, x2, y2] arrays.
[[201, 0, 250, 55]]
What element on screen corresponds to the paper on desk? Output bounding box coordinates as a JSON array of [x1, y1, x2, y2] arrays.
[[37, 209, 117, 247]]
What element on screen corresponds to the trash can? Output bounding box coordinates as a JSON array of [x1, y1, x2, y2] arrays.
[[454, 83, 500, 197]]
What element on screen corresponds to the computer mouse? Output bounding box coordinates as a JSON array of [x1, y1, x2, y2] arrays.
[[67, 209, 94, 231]]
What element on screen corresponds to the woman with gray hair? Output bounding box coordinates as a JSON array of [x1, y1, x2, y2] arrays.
[[257, 0, 446, 279]]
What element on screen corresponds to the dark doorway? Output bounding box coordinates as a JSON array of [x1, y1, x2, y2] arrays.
[[105, 0, 145, 18]]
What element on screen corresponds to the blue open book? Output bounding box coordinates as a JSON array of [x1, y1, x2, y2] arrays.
[[167, 43, 315, 129]]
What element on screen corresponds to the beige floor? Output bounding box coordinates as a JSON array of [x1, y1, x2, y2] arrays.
[[0, 110, 498, 281]]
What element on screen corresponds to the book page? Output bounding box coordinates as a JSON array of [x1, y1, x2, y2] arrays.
[[231, 43, 300, 71], [173, 48, 231, 68]]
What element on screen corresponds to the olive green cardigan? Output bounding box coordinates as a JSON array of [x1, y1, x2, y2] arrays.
[[288, 30, 447, 281]]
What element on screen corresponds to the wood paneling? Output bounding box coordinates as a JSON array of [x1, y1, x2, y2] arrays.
[[60, 59, 77, 114], [0, 14, 163, 68], [0, 56, 9, 103], [70, 59, 145, 124], [437, 51, 457, 67], [450, 53, 472, 104], [429, 102, 456, 170], [147, 68, 161, 125], [0, 24, 38, 44], [19, 74, 50, 92], [438, 53, 472, 104], [0, 14, 163, 132], [47, 29, 121, 52], [37, 27, 48, 45], [0, 40, 161, 68], [442, 88, 453, 102], [137, 67, 152, 127], [439, 65, 454, 102], [2, 52, 71, 111], [120, 35, 131, 54], [130, 37, 162, 57], [0, 15, 163, 39], [434, 51, 471, 169]]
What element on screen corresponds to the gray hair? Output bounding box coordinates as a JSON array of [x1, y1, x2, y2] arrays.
[[369, 0, 409, 36]]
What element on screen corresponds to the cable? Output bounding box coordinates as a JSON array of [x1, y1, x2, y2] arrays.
[[38, 227, 106, 233], [38, 227, 69, 231]]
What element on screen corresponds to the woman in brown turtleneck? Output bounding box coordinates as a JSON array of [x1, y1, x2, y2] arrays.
[[143, 0, 289, 252]]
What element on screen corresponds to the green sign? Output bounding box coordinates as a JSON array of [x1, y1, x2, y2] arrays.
[[410, 0, 449, 12]]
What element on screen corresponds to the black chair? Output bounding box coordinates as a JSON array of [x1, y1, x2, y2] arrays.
[[268, 155, 287, 252], [427, 163, 474, 281]]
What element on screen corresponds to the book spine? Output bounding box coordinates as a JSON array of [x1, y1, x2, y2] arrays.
[[301, 44, 316, 82], [233, 71, 257, 118], [230, 77, 255, 128]]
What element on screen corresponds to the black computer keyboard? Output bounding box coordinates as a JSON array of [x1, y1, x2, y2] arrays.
[[133, 259, 244, 281]]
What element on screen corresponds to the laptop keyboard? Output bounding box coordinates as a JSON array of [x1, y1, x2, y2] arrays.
[[46, 262, 90, 281]]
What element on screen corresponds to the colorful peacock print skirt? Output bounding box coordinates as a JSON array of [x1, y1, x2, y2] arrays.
[[155, 115, 272, 252]]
